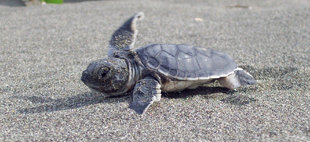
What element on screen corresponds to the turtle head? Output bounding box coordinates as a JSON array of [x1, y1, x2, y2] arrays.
[[81, 58, 129, 96]]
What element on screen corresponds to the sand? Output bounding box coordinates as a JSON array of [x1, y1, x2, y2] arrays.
[[0, 0, 309, 141]]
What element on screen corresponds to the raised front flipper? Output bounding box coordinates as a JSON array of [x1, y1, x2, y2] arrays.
[[129, 77, 161, 114], [108, 12, 144, 57]]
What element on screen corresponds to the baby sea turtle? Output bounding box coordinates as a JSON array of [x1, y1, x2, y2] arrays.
[[81, 12, 257, 114]]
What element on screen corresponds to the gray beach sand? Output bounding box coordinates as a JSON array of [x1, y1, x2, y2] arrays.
[[0, 0, 309, 141]]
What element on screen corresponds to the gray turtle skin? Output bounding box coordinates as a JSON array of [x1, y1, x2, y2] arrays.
[[81, 12, 257, 114], [108, 12, 144, 56]]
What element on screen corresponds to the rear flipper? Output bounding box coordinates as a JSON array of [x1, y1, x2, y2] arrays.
[[219, 68, 256, 90]]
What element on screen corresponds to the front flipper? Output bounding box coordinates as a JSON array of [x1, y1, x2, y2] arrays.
[[129, 77, 161, 114], [108, 12, 144, 57]]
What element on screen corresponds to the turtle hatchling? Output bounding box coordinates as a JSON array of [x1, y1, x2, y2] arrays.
[[81, 12, 257, 114]]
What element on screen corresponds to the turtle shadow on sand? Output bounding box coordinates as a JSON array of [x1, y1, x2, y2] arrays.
[[13, 92, 129, 114], [163, 86, 258, 106], [162, 86, 232, 99], [14, 86, 256, 114]]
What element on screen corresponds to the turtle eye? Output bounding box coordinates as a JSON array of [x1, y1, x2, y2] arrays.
[[99, 67, 110, 79]]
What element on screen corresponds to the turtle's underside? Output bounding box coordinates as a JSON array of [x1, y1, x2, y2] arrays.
[[81, 12, 257, 114]]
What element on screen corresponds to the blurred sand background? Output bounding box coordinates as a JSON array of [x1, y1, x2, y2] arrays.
[[0, 0, 309, 141]]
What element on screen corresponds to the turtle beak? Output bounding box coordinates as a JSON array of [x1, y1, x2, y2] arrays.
[[81, 70, 88, 83]]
